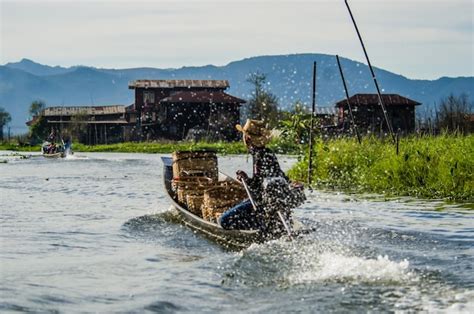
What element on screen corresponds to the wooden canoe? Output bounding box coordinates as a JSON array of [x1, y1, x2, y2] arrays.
[[42, 152, 64, 159], [162, 156, 300, 249]]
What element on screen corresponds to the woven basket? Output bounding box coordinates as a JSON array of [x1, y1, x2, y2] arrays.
[[186, 194, 204, 216], [203, 185, 247, 208], [202, 205, 228, 222], [172, 150, 218, 181], [172, 176, 215, 204], [202, 184, 247, 221]]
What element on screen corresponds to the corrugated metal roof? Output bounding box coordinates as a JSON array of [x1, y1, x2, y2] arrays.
[[42, 105, 126, 116], [314, 107, 337, 115], [47, 120, 129, 124], [128, 79, 229, 89], [335, 94, 421, 107], [159, 91, 245, 104]]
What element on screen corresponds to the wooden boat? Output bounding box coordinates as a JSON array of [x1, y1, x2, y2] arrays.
[[42, 152, 64, 159], [41, 140, 72, 159], [162, 156, 300, 249]]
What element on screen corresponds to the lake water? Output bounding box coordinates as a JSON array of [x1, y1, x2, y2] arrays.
[[1, 152, 473, 312]]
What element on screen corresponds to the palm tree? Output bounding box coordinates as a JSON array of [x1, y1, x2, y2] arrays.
[[0, 107, 12, 140]]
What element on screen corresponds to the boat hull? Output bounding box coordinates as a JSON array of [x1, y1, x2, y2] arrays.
[[162, 156, 273, 249], [43, 152, 64, 158]]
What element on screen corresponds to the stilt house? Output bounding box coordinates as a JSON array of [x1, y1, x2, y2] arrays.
[[335, 94, 421, 135], [128, 79, 246, 141], [27, 105, 130, 144]]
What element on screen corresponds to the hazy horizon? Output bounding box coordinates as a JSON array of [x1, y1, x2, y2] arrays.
[[3, 52, 474, 81]]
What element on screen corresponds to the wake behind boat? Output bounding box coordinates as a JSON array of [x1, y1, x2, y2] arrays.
[[161, 151, 306, 249]]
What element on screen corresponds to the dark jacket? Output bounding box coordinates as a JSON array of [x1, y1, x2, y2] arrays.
[[245, 147, 288, 204]]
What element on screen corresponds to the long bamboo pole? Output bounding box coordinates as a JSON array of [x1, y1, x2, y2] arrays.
[[307, 62, 316, 186], [344, 0, 395, 143], [336, 55, 362, 144]]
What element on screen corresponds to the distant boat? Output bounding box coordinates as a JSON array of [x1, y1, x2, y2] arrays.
[[42, 151, 63, 158], [41, 139, 73, 158]]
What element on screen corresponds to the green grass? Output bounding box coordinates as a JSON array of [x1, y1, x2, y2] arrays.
[[73, 140, 305, 155], [0, 140, 248, 154], [0, 138, 303, 155], [0, 142, 41, 152], [288, 134, 474, 201], [72, 141, 249, 154]]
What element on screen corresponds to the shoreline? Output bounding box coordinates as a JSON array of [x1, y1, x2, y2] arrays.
[[2, 135, 472, 202]]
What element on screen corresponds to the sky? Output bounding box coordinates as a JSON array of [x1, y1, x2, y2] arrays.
[[0, 0, 473, 80]]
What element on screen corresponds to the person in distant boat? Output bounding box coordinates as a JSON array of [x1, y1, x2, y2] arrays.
[[219, 119, 289, 231], [64, 136, 72, 153], [47, 129, 56, 142], [47, 142, 57, 154]]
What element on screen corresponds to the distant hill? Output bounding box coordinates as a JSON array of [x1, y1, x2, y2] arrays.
[[4, 58, 75, 76], [1, 54, 473, 133]]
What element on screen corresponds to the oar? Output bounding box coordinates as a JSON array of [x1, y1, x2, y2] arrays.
[[240, 178, 293, 240]]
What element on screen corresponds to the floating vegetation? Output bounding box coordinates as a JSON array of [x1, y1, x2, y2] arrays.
[[0, 152, 33, 160], [288, 134, 474, 202]]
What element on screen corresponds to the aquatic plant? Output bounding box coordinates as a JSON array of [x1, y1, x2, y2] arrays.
[[288, 133, 474, 201]]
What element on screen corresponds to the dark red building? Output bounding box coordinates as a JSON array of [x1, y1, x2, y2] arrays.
[[128, 79, 245, 141], [335, 94, 421, 135]]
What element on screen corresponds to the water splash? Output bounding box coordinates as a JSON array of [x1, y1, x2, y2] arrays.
[[220, 209, 420, 288], [64, 154, 89, 160], [288, 252, 413, 285]]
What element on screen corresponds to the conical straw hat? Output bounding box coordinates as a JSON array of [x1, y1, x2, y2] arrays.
[[235, 119, 272, 147]]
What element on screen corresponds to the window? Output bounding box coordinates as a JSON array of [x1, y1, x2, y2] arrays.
[[143, 91, 155, 104]]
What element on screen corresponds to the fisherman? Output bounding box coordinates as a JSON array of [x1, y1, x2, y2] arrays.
[[47, 129, 56, 142], [219, 119, 290, 232], [64, 136, 72, 153], [47, 142, 57, 154]]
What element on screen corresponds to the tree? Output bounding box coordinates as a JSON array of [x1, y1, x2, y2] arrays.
[[29, 100, 46, 118], [279, 101, 314, 144], [28, 115, 49, 144], [245, 72, 279, 128], [436, 93, 473, 134], [0, 107, 12, 140]]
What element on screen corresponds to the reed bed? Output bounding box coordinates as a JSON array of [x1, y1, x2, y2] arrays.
[[288, 134, 473, 201]]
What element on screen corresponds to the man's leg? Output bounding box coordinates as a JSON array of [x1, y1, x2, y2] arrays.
[[218, 199, 258, 230]]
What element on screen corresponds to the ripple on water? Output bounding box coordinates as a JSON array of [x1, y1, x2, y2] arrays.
[[1, 153, 473, 312], [144, 300, 185, 313], [0, 303, 33, 312]]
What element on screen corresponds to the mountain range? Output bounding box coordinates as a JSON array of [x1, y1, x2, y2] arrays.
[[1, 53, 473, 133]]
